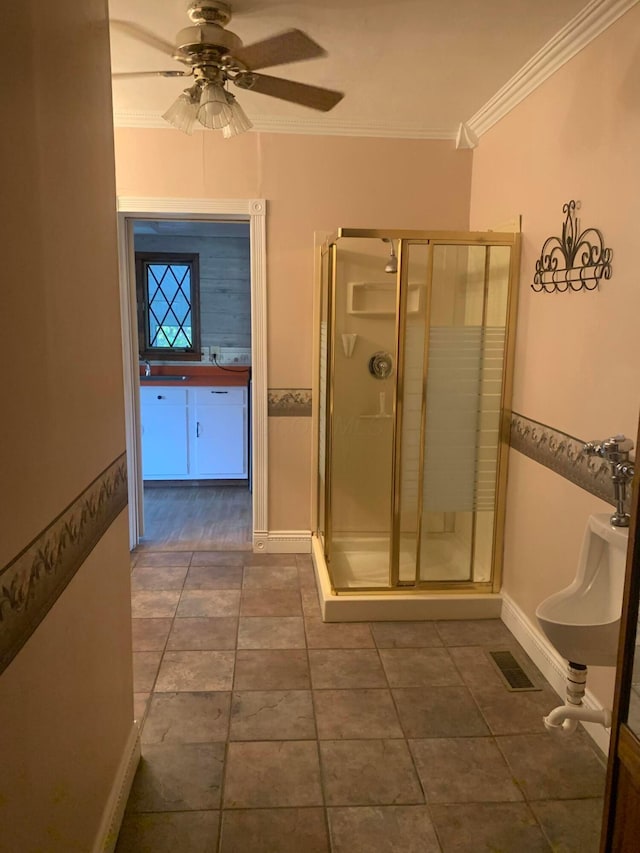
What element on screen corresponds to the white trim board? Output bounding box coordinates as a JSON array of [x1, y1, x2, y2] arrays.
[[116, 197, 268, 551], [501, 590, 612, 756], [93, 724, 140, 853], [467, 0, 639, 138], [254, 530, 312, 554]]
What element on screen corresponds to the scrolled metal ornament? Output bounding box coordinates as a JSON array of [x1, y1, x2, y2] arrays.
[[532, 200, 612, 293]]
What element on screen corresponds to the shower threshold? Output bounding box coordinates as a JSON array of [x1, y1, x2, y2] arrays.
[[311, 535, 502, 622]]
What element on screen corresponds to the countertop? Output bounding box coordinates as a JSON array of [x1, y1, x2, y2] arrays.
[[140, 364, 250, 388]]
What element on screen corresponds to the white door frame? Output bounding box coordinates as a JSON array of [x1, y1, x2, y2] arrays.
[[116, 197, 268, 552]]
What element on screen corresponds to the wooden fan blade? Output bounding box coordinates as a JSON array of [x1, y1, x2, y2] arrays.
[[232, 29, 326, 71], [112, 71, 191, 79], [241, 73, 343, 111], [110, 20, 181, 58]]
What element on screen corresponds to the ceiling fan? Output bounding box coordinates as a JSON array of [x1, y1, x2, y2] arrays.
[[111, 0, 345, 137]]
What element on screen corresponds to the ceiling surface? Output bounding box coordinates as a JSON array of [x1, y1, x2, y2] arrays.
[[109, 0, 593, 137]]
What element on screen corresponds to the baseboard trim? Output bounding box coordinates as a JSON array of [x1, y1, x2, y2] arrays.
[[93, 722, 141, 853], [254, 530, 312, 553], [501, 590, 611, 755]]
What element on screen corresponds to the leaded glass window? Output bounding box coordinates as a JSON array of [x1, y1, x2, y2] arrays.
[[136, 252, 201, 360]]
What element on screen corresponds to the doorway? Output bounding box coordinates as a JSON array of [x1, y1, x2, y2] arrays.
[[134, 218, 252, 549], [117, 197, 268, 553]]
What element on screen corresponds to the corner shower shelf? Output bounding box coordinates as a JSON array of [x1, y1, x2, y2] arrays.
[[347, 281, 423, 316]]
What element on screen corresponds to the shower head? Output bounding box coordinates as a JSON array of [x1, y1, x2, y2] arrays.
[[382, 238, 398, 274]]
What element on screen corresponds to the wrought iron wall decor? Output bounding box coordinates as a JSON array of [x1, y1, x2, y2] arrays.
[[532, 200, 612, 293]]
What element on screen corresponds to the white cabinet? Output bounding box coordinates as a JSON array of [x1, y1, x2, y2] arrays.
[[140, 384, 247, 480], [140, 387, 189, 478], [191, 387, 247, 478]]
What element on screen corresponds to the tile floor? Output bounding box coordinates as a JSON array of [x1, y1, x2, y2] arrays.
[[117, 549, 607, 852]]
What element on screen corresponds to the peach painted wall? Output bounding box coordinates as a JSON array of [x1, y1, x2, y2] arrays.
[[469, 5, 640, 706], [114, 129, 472, 529], [0, 1, 132, 850]]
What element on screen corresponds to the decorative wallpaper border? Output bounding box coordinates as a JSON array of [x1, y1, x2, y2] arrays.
[[510, 412, 630, 511], [0, 454, 128, 675], [268, 389, 312, 417]]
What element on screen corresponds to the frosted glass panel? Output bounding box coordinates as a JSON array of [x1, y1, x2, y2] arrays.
[[420, 244, 510, 584]]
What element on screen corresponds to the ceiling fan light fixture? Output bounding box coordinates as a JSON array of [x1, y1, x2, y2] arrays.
[[162, 85, 200, 134], [222, 93, 253, 138], [197, 82, 233, 129]]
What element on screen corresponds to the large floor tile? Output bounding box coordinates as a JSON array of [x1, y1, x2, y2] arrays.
[[135, 551, 193, 568], [314, 689, 402, 739], [301, 588, 322, 619], [127, 743, 225, 812], [167, 617, 237, 650], [190, 552, 246, 567], [116, 810, 219, 853], [429, 802, 550, 852], [237, 617, 306, 649], [134, 693, 150, 725], [155, 651, 235, 692], [233, 649, 311, 690], [243, 554, 298, 567], [410, 737, 523, 803], [328, 805, 440, 853], [497, 733, 606, 800], [530, 798, 603, 853], [309, 649, 387, 689], [220, 808, 329, 853], [132, 618, 173, 651], [240, 588, 302, 617], [223, 741, 323, 807], [131, 590, 181, 618], [176, 590, 241, 618], [142, 692, 231, 744], [320, 740, 424, 806], [436, 619, 516, 647], [242, 565, 300, 589], [304, 619, 374, 649], [184, 565, 243, 589], [468, 681, 563, 736], [230, 690, 316, 740], [132, 651, 163, 692], [393, 686, 489, 738], [379, 647, 462, 688], [370, 621, 443, 648], [131, 566, 188, 591]]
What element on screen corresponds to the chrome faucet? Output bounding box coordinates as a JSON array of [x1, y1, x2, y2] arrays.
[[143, 360, 151, 377], [584, 435, 635, 527]]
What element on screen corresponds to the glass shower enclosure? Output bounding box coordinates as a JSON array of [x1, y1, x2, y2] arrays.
[[317, 229, 520, 593]]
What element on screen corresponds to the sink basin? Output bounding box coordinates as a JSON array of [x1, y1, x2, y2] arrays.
[[142, 375, 189, 382]]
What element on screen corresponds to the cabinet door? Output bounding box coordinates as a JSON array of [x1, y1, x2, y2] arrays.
[[194, 404, 246, 477], [141, 400, 189, 478]]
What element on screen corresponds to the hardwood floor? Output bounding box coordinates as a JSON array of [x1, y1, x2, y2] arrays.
[[138, 484, 252, 551]]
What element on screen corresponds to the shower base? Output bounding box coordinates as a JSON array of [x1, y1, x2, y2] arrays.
[[312, 535, 501, 622], [330, 533, 487, 588]]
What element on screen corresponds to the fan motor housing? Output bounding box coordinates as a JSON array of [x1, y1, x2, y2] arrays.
[[175, 23, 242, 55]]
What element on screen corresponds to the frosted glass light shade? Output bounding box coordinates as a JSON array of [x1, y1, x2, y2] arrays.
[[162, 87, 199, 135], [222, 95, 253, 138], [197, 83, 233, 129]]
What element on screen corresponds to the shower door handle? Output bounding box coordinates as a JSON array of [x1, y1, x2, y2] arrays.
[[196, 421, 201, 438]]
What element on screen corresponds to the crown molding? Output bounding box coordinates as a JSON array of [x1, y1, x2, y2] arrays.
[[467, 0, 639, 138], [112, 109, 455, 140]]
